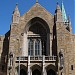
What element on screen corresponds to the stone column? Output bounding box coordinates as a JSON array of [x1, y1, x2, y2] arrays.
[[42, 55, 45, 75], [50, 33, 52, 56], [40, 40, 42, 56], [46, 33, 50, 55], [28, 56, 30, 75], [22, 33, 28, 56], [30, 69, 32, 75]]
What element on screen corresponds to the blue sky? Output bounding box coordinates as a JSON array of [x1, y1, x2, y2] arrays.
[[0, 0, 74, 35]]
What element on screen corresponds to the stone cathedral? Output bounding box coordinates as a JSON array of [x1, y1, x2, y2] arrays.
[[0, 1, 75, 75]]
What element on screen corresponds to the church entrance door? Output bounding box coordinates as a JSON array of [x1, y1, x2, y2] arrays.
[[47, 69, 56, 75], [20, 69, 27, 75], [32, 69, 41, 75]]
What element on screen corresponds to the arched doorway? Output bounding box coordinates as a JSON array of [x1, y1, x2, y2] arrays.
[[47, 69, 56, 75], [20, 69, 27, 75], [31, 64, 42, 75], [32, 69, 41, 75]]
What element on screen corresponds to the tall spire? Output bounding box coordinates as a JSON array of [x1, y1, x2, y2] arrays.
[[61, 1, 68, 22], [54, 2, 62, 22], [15, 3, 19, 11], [12, 4, 20, 24]]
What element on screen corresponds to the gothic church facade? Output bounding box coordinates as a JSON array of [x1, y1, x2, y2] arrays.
[[0, 1, 75, 75]]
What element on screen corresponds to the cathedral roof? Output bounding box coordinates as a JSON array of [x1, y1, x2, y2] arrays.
[[22, 1, 53, 18]]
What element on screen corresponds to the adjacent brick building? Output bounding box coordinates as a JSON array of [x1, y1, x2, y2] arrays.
[[0, 1, 75, 75]]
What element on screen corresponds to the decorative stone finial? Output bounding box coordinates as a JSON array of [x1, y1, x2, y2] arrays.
[[68, 16, 70, 22], [56, 2, 60, 10], [12, 3, 20, 24], [15, 3, 18, 11], [57, 2, 59, 5], [36, 0, 38, 3]]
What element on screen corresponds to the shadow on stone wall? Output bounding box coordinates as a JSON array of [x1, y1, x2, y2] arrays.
[[0, 31, 10, 75]]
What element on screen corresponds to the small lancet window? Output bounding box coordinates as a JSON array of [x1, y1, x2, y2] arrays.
[[28, 39, 34, 56], [71, 65, 73, 70], [35, 39, 40, 56]]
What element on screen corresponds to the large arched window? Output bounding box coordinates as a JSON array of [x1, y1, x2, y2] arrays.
[[26, 17, 50, 56]]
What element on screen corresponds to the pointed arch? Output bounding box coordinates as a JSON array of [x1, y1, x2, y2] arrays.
[[31, 64, 42, 72], [46, 64, 57, 75], [31, 64, 42, 75], [16, 64, 27, 75], [24, 17, 50, 33]]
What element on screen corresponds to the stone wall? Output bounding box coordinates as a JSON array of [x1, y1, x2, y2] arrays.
[[0, 36, 5, 75], [72, 35, 75, 75], [56, 21, 75, 75], [0, 31, 10, 75]]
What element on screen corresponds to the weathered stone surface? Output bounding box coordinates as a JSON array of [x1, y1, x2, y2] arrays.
[[0, 2, 75, 75]]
